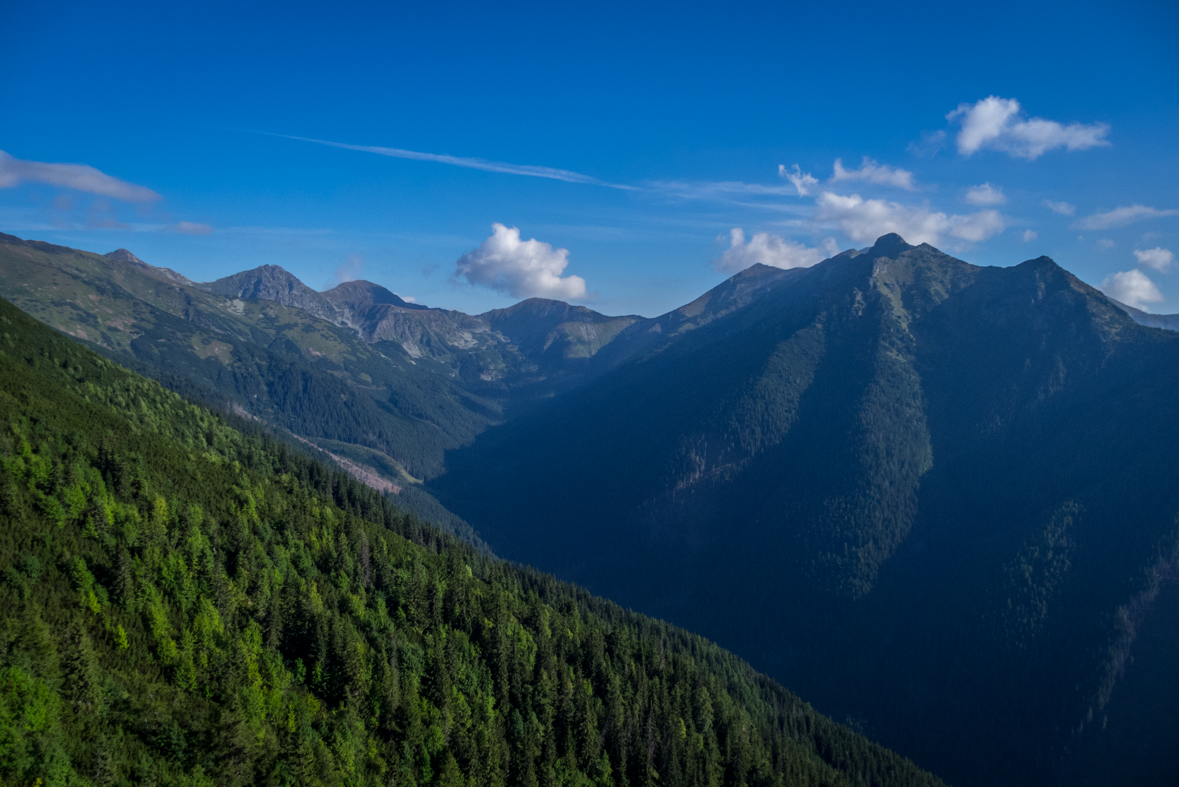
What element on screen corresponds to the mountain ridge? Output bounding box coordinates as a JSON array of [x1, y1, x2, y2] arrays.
[[432, 234, 1179, 786], [5, 228, 1179, 785], [0, 291, 947, 786]]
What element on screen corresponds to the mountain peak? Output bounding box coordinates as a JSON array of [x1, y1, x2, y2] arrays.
[[104, 247, 195, 286], [202, 265, 338, 319], [323, 279, 429, 310], [869, 233, 912, 257], [205, 264, 310, 295], [1017, 255, 1061, 270], [105, 248, 145, 265]]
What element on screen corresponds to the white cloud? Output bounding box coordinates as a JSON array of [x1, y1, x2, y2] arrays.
[[171, 221, 213, 235], [1022, 230, 1037, 243], [713, 229, 833, 274], [1101, 269, 1164, 311], [1042, 199, 1076, 216], [0, 149, 161, 202], [965, 183, 1006, 206], [779, 164, 818, 196], [814, 192, 1005, 246], [1076, 205, 1179, 230], [1098, 239, 1115, 249], [947, 97, 1110, 160], [830, 157, 915, 190], [455, 223, 588, 300], [949, 210, 1007, 242], [1134, 247, 1174, 272]]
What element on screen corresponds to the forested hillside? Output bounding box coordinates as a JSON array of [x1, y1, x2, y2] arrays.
[[0, 294, 946, 786], [0, 231, 495, 540], [435, 235, 1179, 786]]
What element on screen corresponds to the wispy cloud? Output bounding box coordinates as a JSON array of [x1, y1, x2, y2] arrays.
[[1042, 199, 1076, 216], [324, 253, 365, 289], [830, 157, 915, 190], [907, 130, 946, 157], [647, 179, 799, 201], [965, 183, 1006, 206], [264, 131, 826, 210], [779, 164, 818, 196], [0, 150, 161, 202], [170, 221, 213, 235], [1076, 204, 1179, 230], [947, 96, 1110, 160], [263, 132, 637, 191]]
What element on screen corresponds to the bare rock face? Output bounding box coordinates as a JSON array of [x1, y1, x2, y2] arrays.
[[200, 265, 340, 323]]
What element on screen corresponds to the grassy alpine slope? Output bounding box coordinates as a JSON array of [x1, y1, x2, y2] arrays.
[[0, 294, 944, 786]]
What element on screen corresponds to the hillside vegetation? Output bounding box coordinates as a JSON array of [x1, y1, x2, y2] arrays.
[[0, 294, 945, 787], [0, 232, 495, 540]]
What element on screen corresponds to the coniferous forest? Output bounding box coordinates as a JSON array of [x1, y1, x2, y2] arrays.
[[0, 294, 944, 785]]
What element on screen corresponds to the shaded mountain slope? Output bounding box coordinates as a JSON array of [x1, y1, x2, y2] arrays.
[[0, 293, 947, 786], [433, 235, 1179, 786]]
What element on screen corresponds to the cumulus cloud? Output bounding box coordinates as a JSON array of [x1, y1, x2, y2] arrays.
[[1134, 247, 1174, 272], [1022, 230, 1037, 243], [814, 192, 1005, 246], [1075, 204, 1179, 230], [778, 164, 818, 196], [171, 221, 213, 235], [965, 183, 1006, 206], [947, 97, 1110, 160], [0, 149, 161, 202], [1042, 199, 1076, 215], [713, 229, 835, 274], [455, 223, 588, 300], [1101, 269, 1164, 310], [830, 157, 915, 190]]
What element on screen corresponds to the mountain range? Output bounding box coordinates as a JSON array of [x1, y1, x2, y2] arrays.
[[3, 229, 1178, 785], [0, 289, 949, 786], [435, 234, 1179, 786]]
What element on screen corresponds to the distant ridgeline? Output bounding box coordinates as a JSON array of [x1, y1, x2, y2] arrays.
[[0, 230, 827, 552], [0, 296, 943, 785]]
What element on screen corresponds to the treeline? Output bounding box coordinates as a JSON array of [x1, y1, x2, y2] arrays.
[[0, 296, 944, 787]]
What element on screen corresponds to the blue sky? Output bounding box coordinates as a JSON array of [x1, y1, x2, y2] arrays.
[[1, 0, 1176, 316]]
